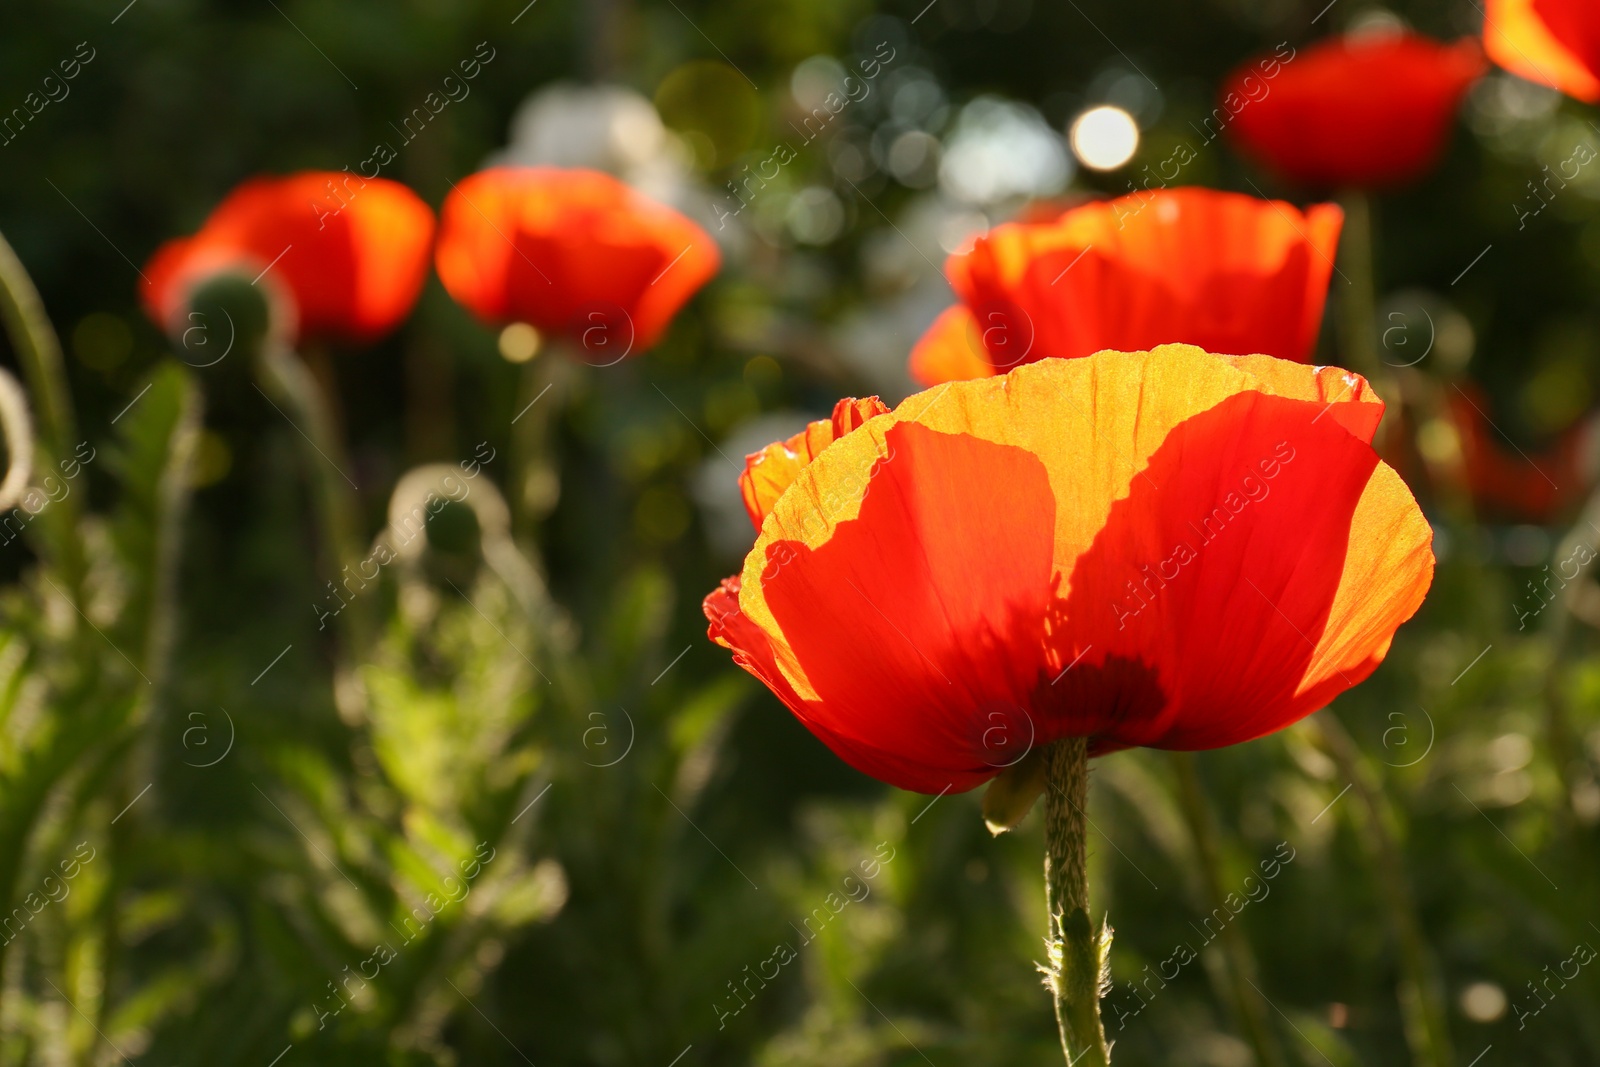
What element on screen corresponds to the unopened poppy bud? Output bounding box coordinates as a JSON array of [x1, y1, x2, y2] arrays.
[[173, 273, 275, 368], [982, 746, 1048, 836]]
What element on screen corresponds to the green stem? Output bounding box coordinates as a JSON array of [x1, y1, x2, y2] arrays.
[[0, 679, 116, 1030], [140, 370, 203, 704], [0, 229, 86, 594], [1313, 714, 1454, 1067], [0, 230, 75, 458], [1169, 752, 1287, 1067], [1043, 737, 1111, 1066], [1538, 482, 1600, 830], [508, 354, 567, 543], [256, 343, 373, 673], [300, 340, 347, 445], [1337, 191, 1394, 451]]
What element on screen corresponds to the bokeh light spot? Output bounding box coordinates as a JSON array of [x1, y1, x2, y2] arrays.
[[1460, 982, 1507, 1023], [1070, 105, 1139, 171], [498, 322, 541, 363]]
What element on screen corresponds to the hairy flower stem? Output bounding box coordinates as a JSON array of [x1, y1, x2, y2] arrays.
[[1169, 752, 1287, 1067], [1043, 737, 1111, 1066]]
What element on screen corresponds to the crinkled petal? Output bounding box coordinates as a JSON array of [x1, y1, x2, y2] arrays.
[[739, 397, 891, 530]]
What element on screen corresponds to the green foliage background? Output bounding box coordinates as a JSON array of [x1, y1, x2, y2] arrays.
[[0, 0, 1598, 1064]]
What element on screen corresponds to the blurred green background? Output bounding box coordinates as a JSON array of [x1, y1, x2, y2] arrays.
[[1, 0, 1598, 1064]]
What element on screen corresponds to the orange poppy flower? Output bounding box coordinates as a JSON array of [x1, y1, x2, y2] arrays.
[[141, 171, 435, 344], [705, 346, 1433, 794], [435, 167, 720, 360], [1485, 0, 1600, 102], [1222, 32, 1486, 189], [908, 188, 1342, 386]]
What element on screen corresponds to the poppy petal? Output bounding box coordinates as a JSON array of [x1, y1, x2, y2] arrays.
[[1058, 384, 1431, 753], [1485, 0, 1600, 102], [908, 306, 997, 386], [733, 420, 1062, 792], [703, 573, 971, 792], [740, 397, 891, 530], [1226, 355, 1385, 443]]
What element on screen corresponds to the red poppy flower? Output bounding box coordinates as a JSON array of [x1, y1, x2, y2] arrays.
[[908, 188, 1342, 386], [1449, 385, 1594, 523], [141, 172, 435, 344], [1485, 0, 1600, 102], [435, 167, 720, 359], [1222, 32, 1486, 189], [705, 346, 1433, 794]]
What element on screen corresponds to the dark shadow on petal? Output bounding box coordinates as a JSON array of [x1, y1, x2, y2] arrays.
[[1053, 389, 1378, 751]]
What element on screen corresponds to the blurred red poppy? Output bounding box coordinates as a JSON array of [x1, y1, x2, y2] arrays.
[[1485, 0, 1600, 102], [707, 345, 1432, 793], [435, 167, 720, 360], [909, 188, 1342, 385], [1449, 384, 1595, 523], [142, 171, 435, 344], [1222, 32, 1486, 189]]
